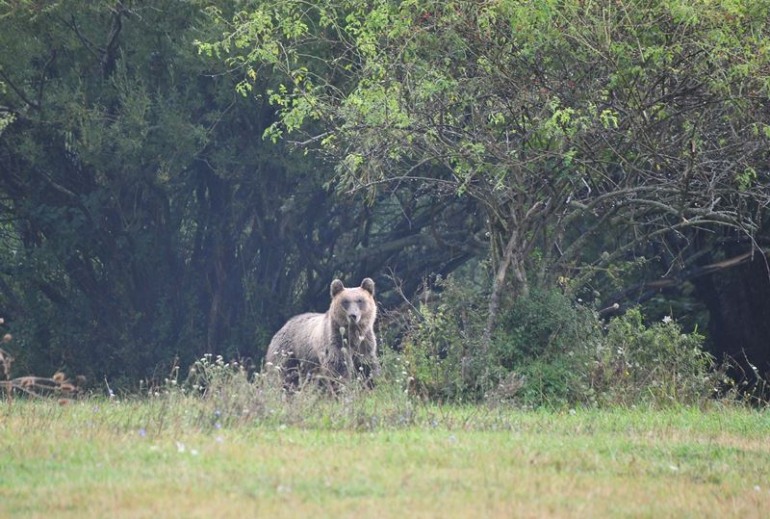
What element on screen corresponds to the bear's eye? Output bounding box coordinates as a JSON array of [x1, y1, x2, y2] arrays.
[[356, 298, 364, 305], [342, 300, 351, 309]]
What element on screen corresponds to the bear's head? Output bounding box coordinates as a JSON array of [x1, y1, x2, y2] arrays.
[[329, 278, 377, 328]]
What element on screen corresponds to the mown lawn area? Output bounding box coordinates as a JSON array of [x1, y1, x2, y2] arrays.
[[1, 398, 769, 518]]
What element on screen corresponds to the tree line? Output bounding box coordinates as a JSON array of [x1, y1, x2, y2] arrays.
[[1, 0, 769, 387]]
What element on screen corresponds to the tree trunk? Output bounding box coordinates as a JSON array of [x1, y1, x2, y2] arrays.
[[483, 228, 527, 351]]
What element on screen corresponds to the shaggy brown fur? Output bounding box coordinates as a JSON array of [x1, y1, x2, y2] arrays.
[[265, 278, 380, 388]]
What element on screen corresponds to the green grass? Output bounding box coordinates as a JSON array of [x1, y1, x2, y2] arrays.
[[1, 397, 769, 518]]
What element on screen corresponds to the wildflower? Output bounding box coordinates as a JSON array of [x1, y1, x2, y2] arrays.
[[662, 315, 673, 324], [138, 428, 147, 437]]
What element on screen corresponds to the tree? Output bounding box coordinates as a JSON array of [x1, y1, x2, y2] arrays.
[[207, 0, 770, 343], [0, 0, 483, 384], [0, 0, 268, 380]]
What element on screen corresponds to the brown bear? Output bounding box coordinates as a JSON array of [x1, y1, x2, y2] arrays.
[[264, 278, 380, 389]]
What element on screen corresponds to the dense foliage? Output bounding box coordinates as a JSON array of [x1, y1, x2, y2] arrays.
[[1, 0, 769, 394], [398, 276, 721, 407], [206, 0, 770, 340], [0, 1, 474, 384]]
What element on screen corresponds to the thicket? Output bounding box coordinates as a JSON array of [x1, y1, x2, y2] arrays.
[[397, 275, 725, 408]]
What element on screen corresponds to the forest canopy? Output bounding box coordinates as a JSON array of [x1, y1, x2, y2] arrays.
[[1, 0, 769, 389]]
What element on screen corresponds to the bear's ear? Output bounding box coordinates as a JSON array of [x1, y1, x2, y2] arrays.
[[330, 279, 345, 298], [361, 278, 375, 296]]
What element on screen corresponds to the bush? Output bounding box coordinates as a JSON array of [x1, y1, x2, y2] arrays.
[[590, 309, 720, 407], [401, 304, 468, 401], [400, 277, 486, 402], [488, 289, 602, 406], [398, 276, 723, 408]]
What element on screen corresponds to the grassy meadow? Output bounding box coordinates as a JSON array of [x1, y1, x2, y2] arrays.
[[1, 392, 769, 519]]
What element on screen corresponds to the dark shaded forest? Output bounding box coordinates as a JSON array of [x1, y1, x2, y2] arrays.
[[1, 0, 769, 391]]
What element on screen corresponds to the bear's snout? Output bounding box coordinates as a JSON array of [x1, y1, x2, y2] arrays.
[[347, 311, 361, 324]]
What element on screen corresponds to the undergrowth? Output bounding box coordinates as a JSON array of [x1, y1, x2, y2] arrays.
[[142, 353, 422, 432], [398, 278, 738, 408]]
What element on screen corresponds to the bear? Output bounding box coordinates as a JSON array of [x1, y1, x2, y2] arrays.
[[264, 278, 380, 389]]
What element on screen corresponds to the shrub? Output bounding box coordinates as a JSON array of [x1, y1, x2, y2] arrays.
[[488, 289, 602, 406], [398, 276, 723, 408], [402, 304, 468, 401], [590, 309, 720, 407], [399, 275, 487, 402]]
